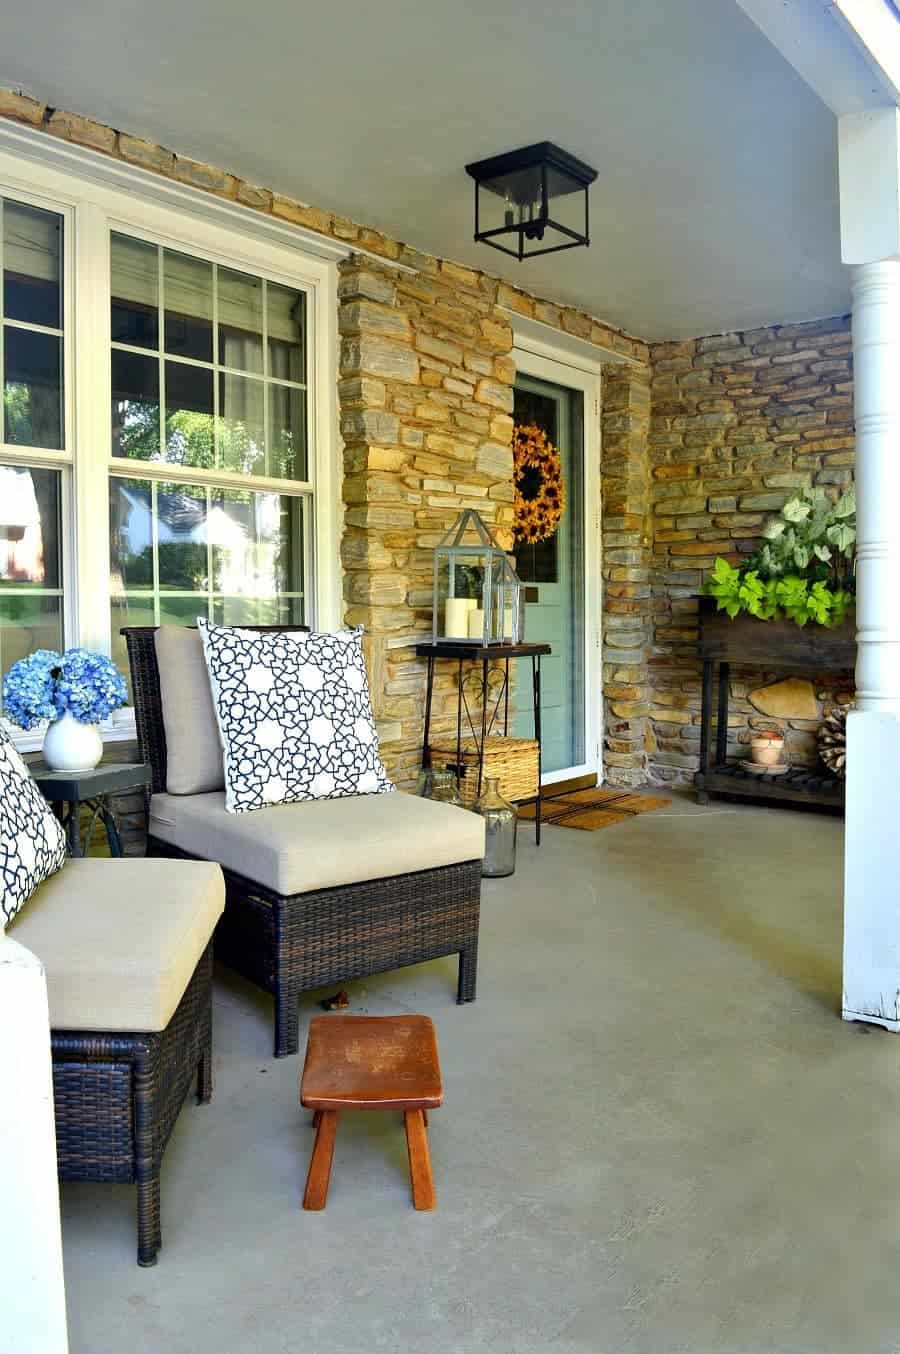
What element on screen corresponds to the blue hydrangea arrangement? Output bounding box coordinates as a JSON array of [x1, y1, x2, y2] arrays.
[[3, 648, 128, 730]]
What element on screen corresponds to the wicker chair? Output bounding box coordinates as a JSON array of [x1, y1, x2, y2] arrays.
[[52, 945, 213, 1266], [9, 856, 224, 1266], [123, 626, 483, 1058]]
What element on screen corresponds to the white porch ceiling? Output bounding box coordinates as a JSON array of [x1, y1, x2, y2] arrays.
[[0, 0, 862, 340]]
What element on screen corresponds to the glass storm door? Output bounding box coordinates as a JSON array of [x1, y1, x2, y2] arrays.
[[512, 371, 586, 777]]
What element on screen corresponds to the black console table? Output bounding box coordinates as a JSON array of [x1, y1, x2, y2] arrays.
[[695, 596, 854, 811], [415, 642, 551, 843]]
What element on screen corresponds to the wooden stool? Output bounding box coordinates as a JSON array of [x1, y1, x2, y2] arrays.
[[299, 1015, 442, 1211]]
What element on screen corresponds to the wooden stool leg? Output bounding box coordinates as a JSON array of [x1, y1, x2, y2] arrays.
[[303, 1110, 338, 1210], [404, 1109, 436, 1211], [311, 1110, 322, 1129]]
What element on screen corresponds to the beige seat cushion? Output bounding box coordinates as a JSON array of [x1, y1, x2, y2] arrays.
[[155, 625, 225, 795], [149, 789, 485, 896], [9, 858, 225, 1032]]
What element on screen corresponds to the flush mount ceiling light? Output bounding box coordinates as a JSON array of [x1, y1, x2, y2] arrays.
[[465, 141, 598, 261]]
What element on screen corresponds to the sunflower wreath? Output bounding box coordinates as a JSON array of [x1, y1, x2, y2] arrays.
[[512, 423, 566, 545]]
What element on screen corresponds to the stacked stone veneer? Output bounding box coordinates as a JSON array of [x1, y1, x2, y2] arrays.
[[0, 89, 861, 794], [647, 319, 856, 784], [0, 88, 655, 792]]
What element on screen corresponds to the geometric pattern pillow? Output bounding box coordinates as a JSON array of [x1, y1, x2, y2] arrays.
[[197, 620, 394, 814], [0, 725, 67, 927]]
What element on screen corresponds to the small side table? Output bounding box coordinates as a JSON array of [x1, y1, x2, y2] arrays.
[[31, 761, 151, 858], [415, 642, 551, 844]]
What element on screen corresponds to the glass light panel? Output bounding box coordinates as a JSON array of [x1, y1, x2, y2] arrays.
[[111, 349, 160, 459], [111, 233, 159, 349], [0, 594, 63, 691], [218, 268, 263, 373], [209, 488, 303, 600], [268, 383, 307, 480], [156, 482, 209, 591], [165, 361, 214, 469], [3, 200, 62, 328], [218, 373, 265, 476], [163, 249, 213, 362], [267, 283, 305, 383], [0, 466, 60, 586], [109, 477, 155, 590], [109, 476, 305, 659], [4, 328, 63, 449]]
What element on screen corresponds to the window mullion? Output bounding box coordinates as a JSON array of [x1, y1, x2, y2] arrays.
[[71, 198, 112, 655], [157, 243, 165, 462]]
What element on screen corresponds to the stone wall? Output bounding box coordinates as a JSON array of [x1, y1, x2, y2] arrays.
[[647, 318, 856, 784], [0, 87, 652, 790]]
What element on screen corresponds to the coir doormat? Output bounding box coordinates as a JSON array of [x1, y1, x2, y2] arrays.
[[518, 786, 671, 832]]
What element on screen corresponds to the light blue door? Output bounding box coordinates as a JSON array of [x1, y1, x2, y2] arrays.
[[512, 373, 585, 776]]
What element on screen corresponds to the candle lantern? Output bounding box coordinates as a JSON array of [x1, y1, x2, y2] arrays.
[[431, 509, 524, 647]]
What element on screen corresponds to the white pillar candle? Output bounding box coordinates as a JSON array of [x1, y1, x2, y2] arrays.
[[444, 598, 472, 639], [504, 608, 514, 638], [468, 608, 484, 640]]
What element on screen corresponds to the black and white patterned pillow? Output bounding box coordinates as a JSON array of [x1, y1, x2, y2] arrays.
[[198, 621, 394, 814], [0, 725, 67, 927]]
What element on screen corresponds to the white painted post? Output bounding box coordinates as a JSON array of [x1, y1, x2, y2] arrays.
[[839, 109, 900, 1028], [0, 938, 69, 1354]]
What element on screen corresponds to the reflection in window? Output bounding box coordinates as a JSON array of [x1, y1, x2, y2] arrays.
[[109, 476, 305, 678], [110, 233, 308, 479], [2, 196, 65, 452], [0, 464, 63, 697]]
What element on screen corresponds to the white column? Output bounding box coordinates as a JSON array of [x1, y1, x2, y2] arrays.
[[0, 939, 69, 1354], [851, 261, 900, 712], [840, 109, 900, 1028]]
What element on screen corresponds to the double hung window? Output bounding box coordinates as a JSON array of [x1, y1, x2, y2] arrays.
[[0, 142, 337, 741]]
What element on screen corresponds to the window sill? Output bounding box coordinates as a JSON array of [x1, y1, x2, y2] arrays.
[[6, 709, 137, 756]]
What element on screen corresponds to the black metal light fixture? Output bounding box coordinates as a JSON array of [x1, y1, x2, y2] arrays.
[[465, 141, 598, 262]]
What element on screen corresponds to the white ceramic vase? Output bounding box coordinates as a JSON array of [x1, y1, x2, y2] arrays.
[[43, 711, 103, 772]]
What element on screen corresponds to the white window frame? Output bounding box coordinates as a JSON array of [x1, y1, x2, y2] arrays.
[[0, 125, 343, 750]]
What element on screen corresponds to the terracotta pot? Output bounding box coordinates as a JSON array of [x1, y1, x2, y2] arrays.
[[750, 733, 785, 767]]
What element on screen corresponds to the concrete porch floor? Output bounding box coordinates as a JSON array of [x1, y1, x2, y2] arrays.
[[60, 793, 900, 1354]]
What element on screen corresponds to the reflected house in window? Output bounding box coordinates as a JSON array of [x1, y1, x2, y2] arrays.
[[0, 464, 46, 582], [111, 482, 287, 601]]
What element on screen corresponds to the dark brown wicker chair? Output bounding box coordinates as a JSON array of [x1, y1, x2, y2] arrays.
[[51, 942, 213, 1267], [122, 626, 482, 1058]]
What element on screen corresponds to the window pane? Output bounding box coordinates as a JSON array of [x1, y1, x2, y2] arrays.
[[112, 349, 160, 459], [109, 477, 155, 590], [110, 477, 305, 658], [209, 489, 303, 600], [218, 267, 262, 373], [165, 361, 214, 468], [111, 233, 159, 350], [110, 593, 156, 699], [0, 466, 60, 586], [3, 200, 62, 328], [267, 284, 305, 382], [156, 483, 209, 591], [0, 594, 63, 692], [218, 373, 265, 475], [4, 329, 63, 449], [163, 249, 213, 361], [159, 596, 207, 626], [268, 384, 307, 481]]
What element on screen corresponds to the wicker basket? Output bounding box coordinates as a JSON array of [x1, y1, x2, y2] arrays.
[[428, 736, 539, 807]]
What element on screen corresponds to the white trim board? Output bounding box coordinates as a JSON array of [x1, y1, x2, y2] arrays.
[[503, 308, 641, 371], [512, 343, 603, 785], [0, 117, 415, 274]]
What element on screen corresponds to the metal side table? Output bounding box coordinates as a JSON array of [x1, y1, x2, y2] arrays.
[[31, 761, 151, 857], [415, 642, 551, 844]]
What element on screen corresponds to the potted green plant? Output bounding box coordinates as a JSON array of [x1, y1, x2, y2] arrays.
[[706, 488, 856, 629]]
